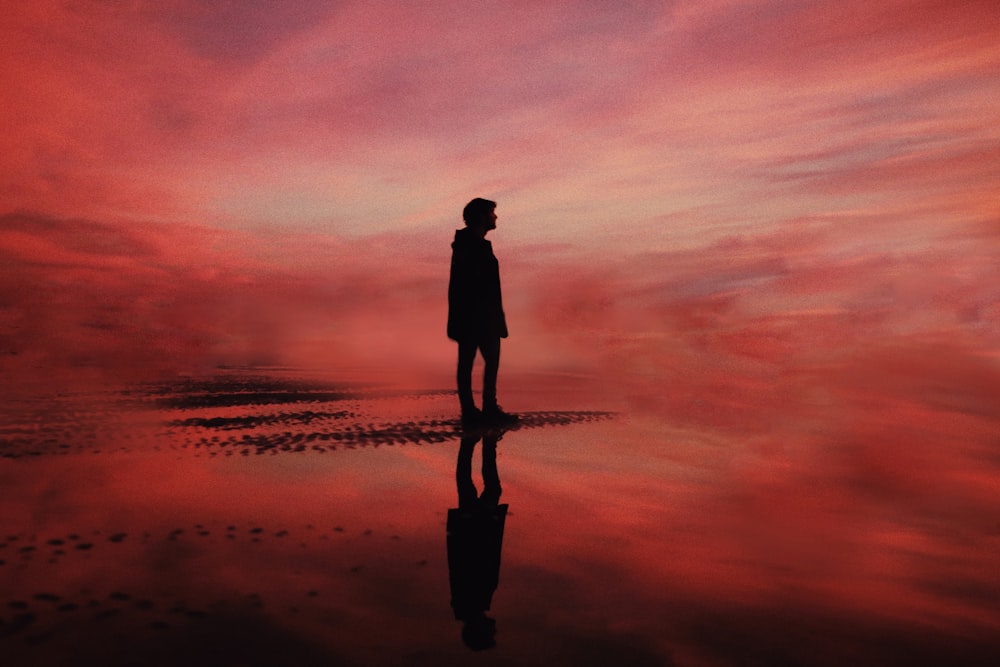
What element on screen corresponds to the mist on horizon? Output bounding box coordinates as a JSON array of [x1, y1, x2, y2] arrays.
[[2, 212, 996, 415]]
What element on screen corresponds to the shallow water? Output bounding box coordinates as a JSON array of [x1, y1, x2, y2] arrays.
[[1, 369, 998, 666]]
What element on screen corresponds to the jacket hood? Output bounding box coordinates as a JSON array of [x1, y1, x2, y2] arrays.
[[452, 227, 488, 248]]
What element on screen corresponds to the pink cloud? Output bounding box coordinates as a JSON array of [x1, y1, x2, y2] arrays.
[[0, 214, 461, 394], [2, 0, 996, 256], [2, 2, 997, 405]]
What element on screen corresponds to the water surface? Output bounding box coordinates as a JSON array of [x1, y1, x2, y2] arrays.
[[1, 369, 998, 666]]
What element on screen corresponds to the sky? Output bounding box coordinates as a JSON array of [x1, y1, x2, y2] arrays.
[[1, 0, 999, 384]]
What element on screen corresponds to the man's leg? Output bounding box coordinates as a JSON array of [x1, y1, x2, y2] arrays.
[[456, 339, 479, 414], [480, 338, 517, 423], [479, 430, 502, 506], [456, 432, 481, 508], [480, 336, 501, 411]]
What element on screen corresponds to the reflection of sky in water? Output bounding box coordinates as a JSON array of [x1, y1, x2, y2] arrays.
[[1, 371, 999, 666]]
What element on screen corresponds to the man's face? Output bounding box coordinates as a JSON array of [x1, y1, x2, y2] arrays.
[[486, 210, 497, 231]]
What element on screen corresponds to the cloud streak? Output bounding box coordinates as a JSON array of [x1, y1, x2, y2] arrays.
[[2, 1, 996, 247]]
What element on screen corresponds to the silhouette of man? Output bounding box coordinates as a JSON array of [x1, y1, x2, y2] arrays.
[[448, 198, 518, 426], [446, 428, 507, 650]]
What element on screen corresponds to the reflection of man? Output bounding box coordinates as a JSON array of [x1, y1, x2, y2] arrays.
[[448, 198, 518, 426], [446, 428, 507, 650]]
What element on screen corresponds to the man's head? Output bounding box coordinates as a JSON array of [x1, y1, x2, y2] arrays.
[[463, 198, 497, 233]]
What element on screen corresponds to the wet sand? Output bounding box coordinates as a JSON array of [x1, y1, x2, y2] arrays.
[[1, 369, 999, 666]]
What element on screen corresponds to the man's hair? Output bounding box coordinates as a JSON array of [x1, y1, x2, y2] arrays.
[[462, 198, 496, 226]]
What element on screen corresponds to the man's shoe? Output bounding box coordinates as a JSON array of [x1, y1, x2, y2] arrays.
[[483, 406, 519, 425]]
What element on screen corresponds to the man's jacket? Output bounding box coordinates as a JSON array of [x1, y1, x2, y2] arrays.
[[447, 228, 508, 341]]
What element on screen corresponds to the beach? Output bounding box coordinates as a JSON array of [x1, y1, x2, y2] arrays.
[[2, 367, 998, 666]]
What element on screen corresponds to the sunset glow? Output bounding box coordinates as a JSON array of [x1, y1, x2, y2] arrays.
[[4, 0, 999, 383], [3, 2, 1000, 665]]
